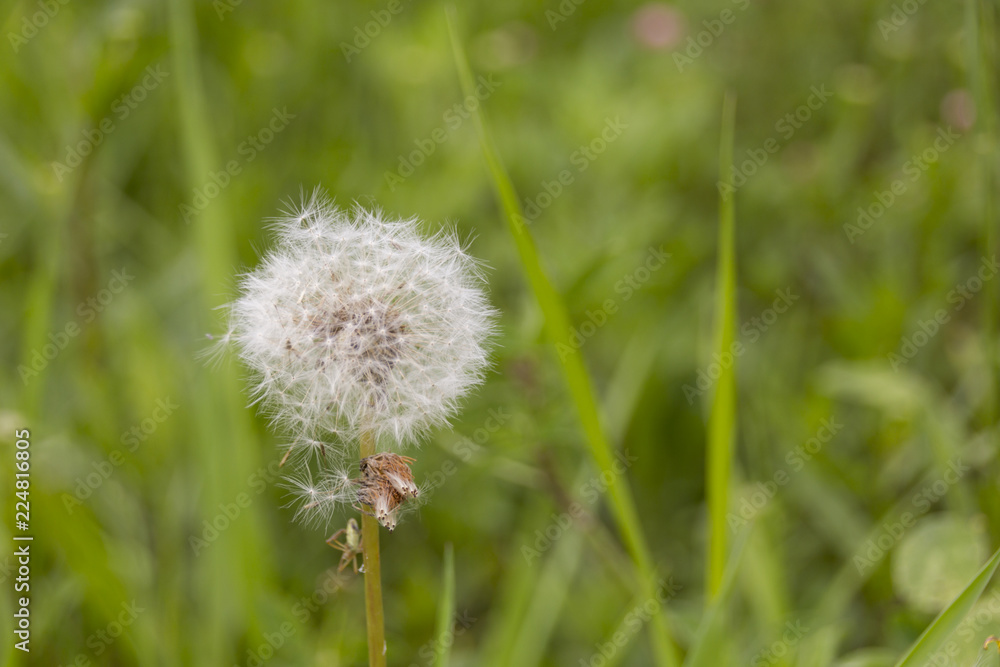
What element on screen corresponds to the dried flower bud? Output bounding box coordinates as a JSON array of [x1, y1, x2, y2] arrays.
[[360, 453, 420, 498], [355, 452, 420, 530]]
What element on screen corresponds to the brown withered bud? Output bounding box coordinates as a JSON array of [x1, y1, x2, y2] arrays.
[[354, 452, 420, 531], [359, 453, 420, 499]]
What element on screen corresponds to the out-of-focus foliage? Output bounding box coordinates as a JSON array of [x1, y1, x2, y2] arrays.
[[1, 0, 999, 665]]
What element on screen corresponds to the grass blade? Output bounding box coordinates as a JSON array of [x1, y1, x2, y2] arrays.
[[506, 527, 584, 666], [445, 8, 679, 666], [683, 524, 751, 667], [433, 543, 456, 667], [965, 0, 999, 429], [168, 1, 268, 663], [706, 92, 738, 600], [893, 544, 1000, 667]]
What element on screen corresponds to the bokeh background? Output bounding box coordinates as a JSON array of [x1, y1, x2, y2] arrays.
[[2, 0, 1000, 665]]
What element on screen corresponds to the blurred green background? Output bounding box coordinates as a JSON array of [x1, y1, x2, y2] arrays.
[[2, 0, 1000, 665]]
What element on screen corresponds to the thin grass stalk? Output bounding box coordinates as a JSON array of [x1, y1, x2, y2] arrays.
[[968, 0, 999, 429], [433, 544, 456, 667], [360, 430, 387, 667], [706, 93, 738, 600]]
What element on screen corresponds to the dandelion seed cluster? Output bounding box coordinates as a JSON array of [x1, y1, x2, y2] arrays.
[[221, 192, 496, 526]]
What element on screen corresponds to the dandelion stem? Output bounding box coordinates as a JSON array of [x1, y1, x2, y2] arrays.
[[360, 430, 387, 667]]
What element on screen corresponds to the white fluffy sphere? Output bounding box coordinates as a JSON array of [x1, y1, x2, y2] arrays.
[[222, 192, 496, 460]]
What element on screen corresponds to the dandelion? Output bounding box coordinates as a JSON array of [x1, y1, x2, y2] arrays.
[[216, 189, 496, 667], [221, 191, 495, 461]]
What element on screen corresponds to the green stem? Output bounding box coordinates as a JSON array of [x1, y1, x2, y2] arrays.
[[360, 431, 386, 667]]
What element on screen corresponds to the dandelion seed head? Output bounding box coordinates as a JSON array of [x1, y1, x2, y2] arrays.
[[220, 190, 496, 527], [224, 191, 497, 452]]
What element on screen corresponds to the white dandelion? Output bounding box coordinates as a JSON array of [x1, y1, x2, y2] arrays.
[[219, 190, 496, 525]]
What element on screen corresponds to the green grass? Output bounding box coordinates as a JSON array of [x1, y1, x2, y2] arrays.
[[705, 92, 738, 601], [894, 545, 1000, 667], [432, 543, 456, 667], [967, 0, 999, 430], [683, 525, 750, 667], [4, 0, 1000, 665], [447, 8, 680, 665]]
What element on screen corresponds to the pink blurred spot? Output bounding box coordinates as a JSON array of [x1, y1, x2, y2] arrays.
[[941, 89, 976, 131], [632, 3, 685, 51]]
